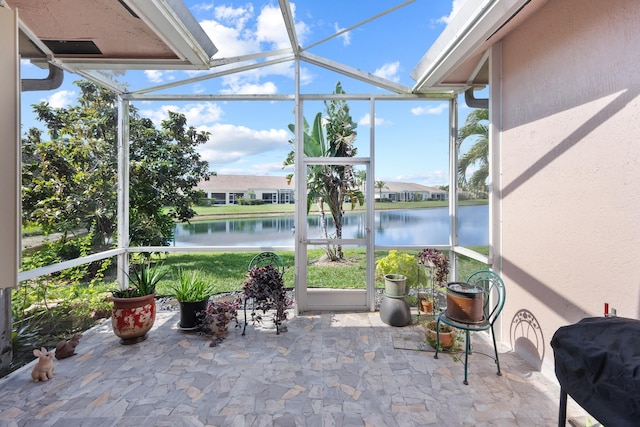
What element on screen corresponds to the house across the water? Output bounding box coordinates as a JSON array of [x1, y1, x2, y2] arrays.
[[375, 182, 448, 202], [195, 175, 447, 205]]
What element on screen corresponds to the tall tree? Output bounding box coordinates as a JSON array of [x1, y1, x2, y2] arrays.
[[356, 169, 367, 193], [457, 109, 489, 196], [283, 82, 364, 260], [22, 80, 211, 258]]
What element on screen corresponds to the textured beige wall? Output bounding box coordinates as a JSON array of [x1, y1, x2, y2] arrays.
[[497, 0, 640, 373]]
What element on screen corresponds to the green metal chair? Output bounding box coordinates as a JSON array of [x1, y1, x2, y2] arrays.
[[434, 270, 506, 385], [242, 252, 285, 335]]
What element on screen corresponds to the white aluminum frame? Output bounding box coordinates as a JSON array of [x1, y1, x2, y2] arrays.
[[15, 0, 493, 313]]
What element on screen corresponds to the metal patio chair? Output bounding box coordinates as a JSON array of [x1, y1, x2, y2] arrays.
[[434, 270, 506, 385]]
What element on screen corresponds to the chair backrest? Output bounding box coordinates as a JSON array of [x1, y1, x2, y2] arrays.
[[248, 252, 285, 276], [466, 270, 506, 324]]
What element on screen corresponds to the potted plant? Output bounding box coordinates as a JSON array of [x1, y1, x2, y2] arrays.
[[416, 248, 450, 316], [109, 260, 166, 345], [241, 264, 291, 335], [167, 268, 216, 330], [423, 319, 457, 350], [375, 250, 426, 297], [200, 298, 240, 346]]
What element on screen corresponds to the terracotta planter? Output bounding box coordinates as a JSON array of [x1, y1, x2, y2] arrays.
[[418, 298, 433, 314], [110, 293, 156, 345], [178, 299, 208, 330], [424, 320, 455, 348], [446, 282, 484, 323], [384, 274, 408, 297]]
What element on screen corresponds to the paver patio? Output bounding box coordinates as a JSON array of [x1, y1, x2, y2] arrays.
[[0, 309, 591, 426]]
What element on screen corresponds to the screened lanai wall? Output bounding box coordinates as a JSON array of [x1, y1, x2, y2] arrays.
[[2, 0, 496, 369], [111, 76, 476, 314]]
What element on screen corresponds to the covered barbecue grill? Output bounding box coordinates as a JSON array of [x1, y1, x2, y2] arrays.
[[551, 316, 640, 426]]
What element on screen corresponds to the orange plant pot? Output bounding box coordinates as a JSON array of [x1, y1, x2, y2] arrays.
[[424, 320, 455, 348]]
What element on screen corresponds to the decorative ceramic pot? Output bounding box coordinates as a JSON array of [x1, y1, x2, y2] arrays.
[[207, 313, 235, 338], [384, 274, 408, 297], [110, 293, 156, 345]]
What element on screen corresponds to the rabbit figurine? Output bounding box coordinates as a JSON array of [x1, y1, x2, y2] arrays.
[[31, 347, 54, 382], [55, 333, 82, 360]]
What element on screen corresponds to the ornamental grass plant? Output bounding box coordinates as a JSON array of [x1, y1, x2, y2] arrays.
[[167, 268, 216, 302]]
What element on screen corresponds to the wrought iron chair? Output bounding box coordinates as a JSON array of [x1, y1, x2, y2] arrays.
[[434, 270, 506, 385], [242, 252, 285, 335]]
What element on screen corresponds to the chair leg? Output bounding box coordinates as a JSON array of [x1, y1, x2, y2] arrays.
[[463, 330, 470, 385], [242, 298, 248, 336], [490, 325, 502, 376], [434, 317, 441, 359]]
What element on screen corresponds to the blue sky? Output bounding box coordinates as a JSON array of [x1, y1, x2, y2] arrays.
[[20, 1, 473, 187]]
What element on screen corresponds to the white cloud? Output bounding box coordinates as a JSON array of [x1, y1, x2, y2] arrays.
[[43, 90, 76, 108], [410, 103, 448, 115], [358, 113, 387, 127], [196, 123, 290, 167], [192, 3, 215, 13], [221, 80, 278, 95], [215, 4, 253, 28], [334, 22, 351, 46], [394, 170, 449, 187], [201, 18, 258, 58], [139, 102, 224, 127], [145, 70, 164, 83], [201, 3, 308, 58], [438, 0, 467, 24], [374, 61, 400, 82], [256, 4, 290, 49], [143, 70, 177, 84], [198, 3, 312, 92], [292, 4, 310, 46]]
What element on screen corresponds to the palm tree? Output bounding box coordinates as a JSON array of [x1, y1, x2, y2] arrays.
[[375, 180, 388, 200], [356, 169, 367, 193], [457, 109, 488, 196], [283, 82, 364, 260]]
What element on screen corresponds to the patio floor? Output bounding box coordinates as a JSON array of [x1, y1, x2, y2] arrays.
[[0, 309, 592, 426]]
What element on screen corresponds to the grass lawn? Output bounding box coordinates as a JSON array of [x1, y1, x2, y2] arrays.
[[152, 247, 489, 296]]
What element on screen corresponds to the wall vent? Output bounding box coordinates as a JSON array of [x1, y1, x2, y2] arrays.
[[42, 40, 102, 55]]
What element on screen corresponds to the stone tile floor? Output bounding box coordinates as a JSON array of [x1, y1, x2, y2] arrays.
[[0, 309, 592, 426]]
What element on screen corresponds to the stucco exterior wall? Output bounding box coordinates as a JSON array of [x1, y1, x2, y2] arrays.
[[497, 0, 640, 373]]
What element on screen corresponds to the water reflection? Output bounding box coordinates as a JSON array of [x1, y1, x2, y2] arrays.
[[174, 205, 488, 247]]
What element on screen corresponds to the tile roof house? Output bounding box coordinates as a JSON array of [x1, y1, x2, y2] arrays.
[[375, 182, 447, 201], [196, 175, 295, 205], [195, 175, 446, 204]]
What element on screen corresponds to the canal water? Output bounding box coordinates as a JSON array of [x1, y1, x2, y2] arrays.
[[173, 205, 488, 247]]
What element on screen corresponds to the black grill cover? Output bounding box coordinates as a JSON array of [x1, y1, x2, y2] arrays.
[[551, 316, 640, 427]]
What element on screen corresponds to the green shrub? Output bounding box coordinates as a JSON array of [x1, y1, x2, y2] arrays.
[[375, 250, 426, 289]]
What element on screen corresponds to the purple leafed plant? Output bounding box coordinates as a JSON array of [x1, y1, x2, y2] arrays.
[[242, 265, 291, 330]]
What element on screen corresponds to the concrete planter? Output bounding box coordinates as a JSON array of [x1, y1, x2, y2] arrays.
[[384, 274, 408, 297]]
